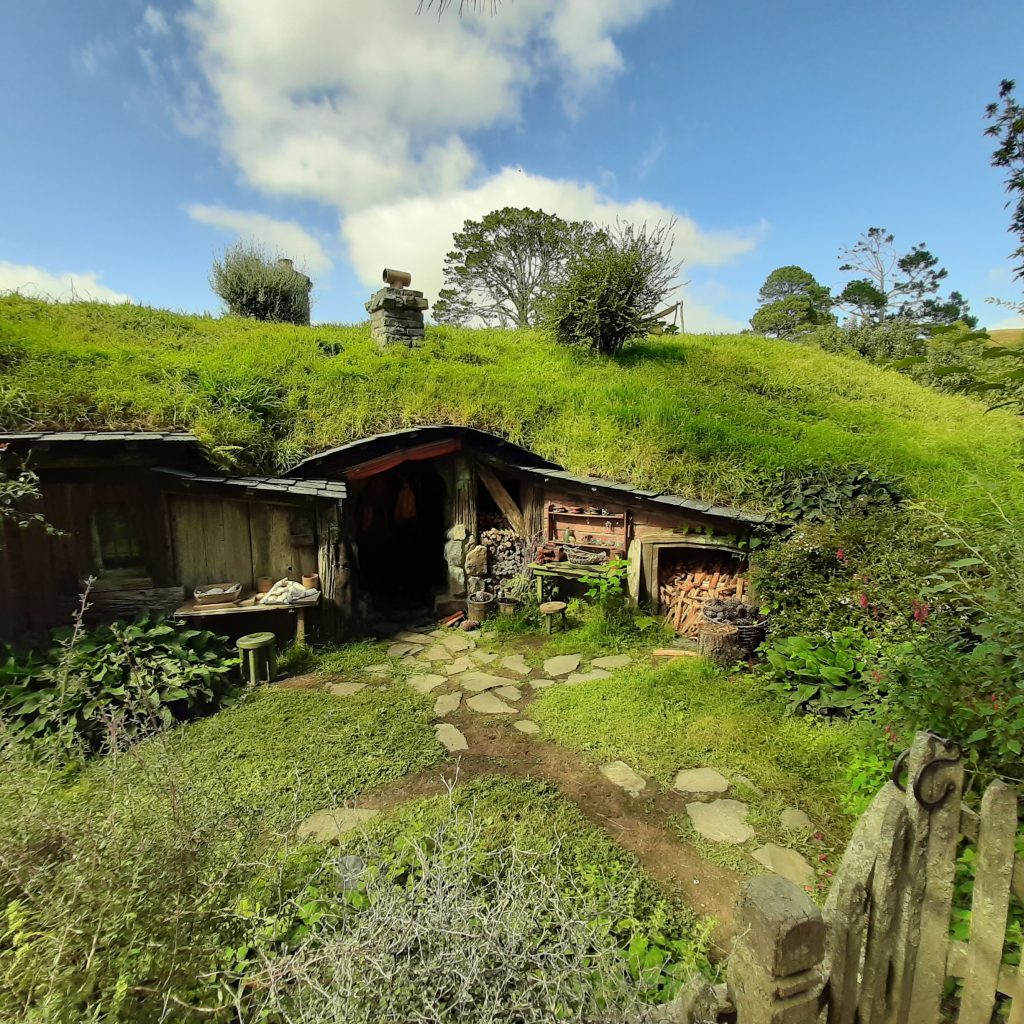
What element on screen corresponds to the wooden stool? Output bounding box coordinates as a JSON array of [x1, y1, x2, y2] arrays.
[[539, 600, 568, 634], [237, 631, 277, 685]]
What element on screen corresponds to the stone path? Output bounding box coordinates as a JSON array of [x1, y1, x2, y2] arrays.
[[313, 626, 817, 895], [600, 760, 647, 797], [686, 799, 755, 844], [297, 807, 380, 842]]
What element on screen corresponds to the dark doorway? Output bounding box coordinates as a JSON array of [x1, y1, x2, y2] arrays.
[[351, 461, 448, 612]]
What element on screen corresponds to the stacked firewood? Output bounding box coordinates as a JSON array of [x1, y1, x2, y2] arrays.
[[660, 567, 746, 636], [480, 526, 521, 589]]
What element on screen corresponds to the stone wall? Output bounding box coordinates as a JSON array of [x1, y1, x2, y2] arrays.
[[366, 287, 428, 348]]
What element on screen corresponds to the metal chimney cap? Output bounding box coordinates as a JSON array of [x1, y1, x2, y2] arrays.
[[383, 268, 412, 289]]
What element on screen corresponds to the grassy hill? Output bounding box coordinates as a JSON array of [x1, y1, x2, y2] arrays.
[[2, 294, 1024, 526]]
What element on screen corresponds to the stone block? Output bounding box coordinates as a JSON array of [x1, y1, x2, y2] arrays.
[[465, 544, 488, 576]]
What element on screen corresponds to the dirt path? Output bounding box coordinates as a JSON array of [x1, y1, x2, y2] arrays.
[[354, 704, 744, 953]]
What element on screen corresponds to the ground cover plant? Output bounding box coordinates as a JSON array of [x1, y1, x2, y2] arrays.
[[0, 611, 239, 757]]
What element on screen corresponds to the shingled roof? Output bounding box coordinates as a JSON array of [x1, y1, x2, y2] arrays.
[[152, 466, 346, 500]]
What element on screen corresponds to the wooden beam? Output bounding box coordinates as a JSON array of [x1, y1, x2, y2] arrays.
[[474, 460, 526, 537]]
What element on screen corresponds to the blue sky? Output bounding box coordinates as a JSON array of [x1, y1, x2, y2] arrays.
[[1, 0, 1022, 330]]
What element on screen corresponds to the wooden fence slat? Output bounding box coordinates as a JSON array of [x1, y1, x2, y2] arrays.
[[957, 780, 1018, 1024], [858, 795, 910, 1024], [906, 752, 965, 1024], [825, 784, 902, 1024]]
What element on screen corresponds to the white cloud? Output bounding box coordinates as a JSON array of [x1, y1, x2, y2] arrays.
[[174, 0, 756, 326], [0, 261, 131, 303], [187, 204, 334, 275], [73, 38, 115, 76], [342, 167, 756, 313], [183, 0, 669, 210], [141, 5, 170, 35]]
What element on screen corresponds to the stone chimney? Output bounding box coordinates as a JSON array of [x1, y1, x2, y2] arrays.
[[276, 257, 312, 326], [365, 272, 428, 348]]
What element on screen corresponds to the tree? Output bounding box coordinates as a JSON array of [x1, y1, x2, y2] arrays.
[[544, 221, 680, 356], [210, 242, 313, 326], [835, 228, 977, 327], [432, 208, 594, 328], [750, 265, 834, 337], [985, 78, 1024, 282]]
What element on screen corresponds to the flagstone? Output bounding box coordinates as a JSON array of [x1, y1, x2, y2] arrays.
[[395, 631, 436, 645], [470, 649, 499, 664], [529, 679, 556, 689], [565, 669, 611, 685], [543, 654, 581, 677], [440, 632, 472, 653], [493, 685, 522, 701], [685, 800, 753, 845], [466, 692, 518, 715], [591, 654, 632, 670], [328, 681, 367, 696], [780, 808, 814, 834], [433, 692, 462, 717], [513, 720, 540, 735], [752, 844, 814, 886], [421, 645, 451, 662], [444, 656, 474, 676], [408, 674, 447, 694], [500, 654, 531, 677], [297, 808, 379, 842], [434, 723, 469, 752], [362, 663, 391, 676], [600, 761, 647, 796], [673, 768, 730, 796], [460, 672, 511, 693]]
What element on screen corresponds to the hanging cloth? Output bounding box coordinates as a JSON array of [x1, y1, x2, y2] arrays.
[[394, 480, 417, 522]]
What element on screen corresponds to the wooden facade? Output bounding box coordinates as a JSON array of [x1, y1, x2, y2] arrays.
[[2, 426, 774, 643], [0, 434, 347, 643]]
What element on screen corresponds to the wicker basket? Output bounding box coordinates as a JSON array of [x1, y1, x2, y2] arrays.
[[562, 545, 607, 567], [194, 582, 242, 606], [736, 621, 768, 654]]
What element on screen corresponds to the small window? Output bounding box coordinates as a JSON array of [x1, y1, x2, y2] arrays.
[[94, 503, 143, 570]]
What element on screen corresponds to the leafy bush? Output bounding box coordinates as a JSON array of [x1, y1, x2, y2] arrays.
[[761, 627, 906, 715], [544, 221, 679, 356], [0, 614, 238, 756], [764, 463, 903, 523], [750, 508, 938, 641], [210, 241, 312, 326]]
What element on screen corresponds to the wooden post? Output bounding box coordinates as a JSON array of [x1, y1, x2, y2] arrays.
[[315, 499, 346, 640], [474, 460, 526, 536], [728, 875, 826, 1024], [452, 454, 477, 540]]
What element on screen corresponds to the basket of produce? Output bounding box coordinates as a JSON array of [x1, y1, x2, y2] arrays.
[[562, 545, 608, 567], [194, 582, 242, 607]]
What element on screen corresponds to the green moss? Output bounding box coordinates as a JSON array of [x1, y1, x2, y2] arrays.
[[533, 657, 874, 843]]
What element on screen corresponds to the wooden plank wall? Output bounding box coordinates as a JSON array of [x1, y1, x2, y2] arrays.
[[168, 494, 316, 591]]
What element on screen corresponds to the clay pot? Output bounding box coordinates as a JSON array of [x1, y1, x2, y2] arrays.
[[302, 573, 320, 590], [256, 577, 274, 594]]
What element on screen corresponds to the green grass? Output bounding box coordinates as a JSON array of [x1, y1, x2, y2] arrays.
[[92, 684, 443, 828], [532, 656, 873, 845], [3, 296, 1024, 526]]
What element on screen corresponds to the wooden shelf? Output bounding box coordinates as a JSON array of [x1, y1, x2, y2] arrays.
[[548, 511, 623, 520]]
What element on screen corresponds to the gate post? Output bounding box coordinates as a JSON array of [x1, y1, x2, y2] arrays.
[[728, 874, 826, 1024]]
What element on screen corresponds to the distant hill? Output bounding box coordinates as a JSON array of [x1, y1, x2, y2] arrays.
[[988, 327, 1024, 346], [2, 294, 1023, 528]]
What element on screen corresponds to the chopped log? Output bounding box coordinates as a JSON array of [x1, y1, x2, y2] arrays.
[[697, 618, 744, 663]]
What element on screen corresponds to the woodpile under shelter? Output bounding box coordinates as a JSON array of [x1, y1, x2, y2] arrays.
[[1, 425, 775, 644]]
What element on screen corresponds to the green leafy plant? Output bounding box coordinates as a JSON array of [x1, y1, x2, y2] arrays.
[[0, 611, 238, 756], [762, 627, 895, 715], [765, 463, 903, 523]]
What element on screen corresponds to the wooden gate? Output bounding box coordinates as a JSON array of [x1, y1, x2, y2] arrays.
[[668, 733, 1023, 1024]]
